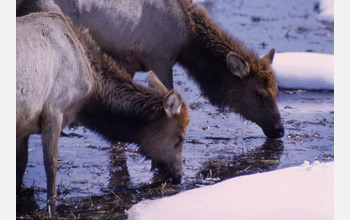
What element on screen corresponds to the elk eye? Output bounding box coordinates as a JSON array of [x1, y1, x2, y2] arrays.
[[175, 135, 183, 148], [255, 91, 263, 100]]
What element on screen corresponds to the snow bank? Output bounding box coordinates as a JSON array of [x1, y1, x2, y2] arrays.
[[127, 161, 333, 220], [317, 0, 334, 23], [272, 52, 334, 90]]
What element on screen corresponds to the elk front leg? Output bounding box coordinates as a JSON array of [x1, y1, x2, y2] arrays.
[[41, 107, 63, 215], [16, 136, 29, 193]]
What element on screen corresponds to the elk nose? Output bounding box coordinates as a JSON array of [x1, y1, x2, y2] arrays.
[[276, 127, 284, 138], [264, 125, 284, 139], [272, 125, 284, 139]]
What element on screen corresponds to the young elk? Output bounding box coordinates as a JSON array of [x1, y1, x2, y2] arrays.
[[16, 12, 189, 213], [17, 0, 284, 139]]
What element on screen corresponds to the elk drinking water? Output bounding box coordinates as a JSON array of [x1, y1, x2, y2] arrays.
[[17, 0, 284, 139], [16, 12, 189, 213]]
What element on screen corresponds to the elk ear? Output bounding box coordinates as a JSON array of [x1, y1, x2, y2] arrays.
[[227, 52, 250, 79], [148, 71, 169, 95], [261, 48, 275, 64], [163, 90, 183, 117]]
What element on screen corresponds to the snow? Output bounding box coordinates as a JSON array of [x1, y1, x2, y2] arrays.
[[317, 0, 334, 23], [127, 161, 333, 220], [273, 52, 333, 90]]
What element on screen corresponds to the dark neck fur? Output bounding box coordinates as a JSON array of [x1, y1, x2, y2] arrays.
[[178, 3, 260, 109]]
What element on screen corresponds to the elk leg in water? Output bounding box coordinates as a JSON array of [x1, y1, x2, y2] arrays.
[[16, 136, 29, 193]]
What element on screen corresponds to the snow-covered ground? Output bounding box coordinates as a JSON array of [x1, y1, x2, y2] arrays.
[[128, 161, 333, 220], [273, 52, 334, 90]]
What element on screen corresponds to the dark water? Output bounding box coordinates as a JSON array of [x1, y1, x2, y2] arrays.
[[17, 0, 333, 219]]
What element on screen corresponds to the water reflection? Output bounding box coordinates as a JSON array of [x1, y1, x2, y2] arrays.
[[108, 144, 131, 190]]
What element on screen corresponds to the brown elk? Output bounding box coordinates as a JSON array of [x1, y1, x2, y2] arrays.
[[16, 12, 189, 213], [17, 0, 284, 138]]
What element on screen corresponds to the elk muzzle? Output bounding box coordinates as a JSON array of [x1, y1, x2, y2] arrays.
[[262, 122, 284, 139]]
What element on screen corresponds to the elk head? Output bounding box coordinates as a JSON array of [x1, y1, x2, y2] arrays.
[[138, 71, 190, 184], [226, 49, 284, 139]]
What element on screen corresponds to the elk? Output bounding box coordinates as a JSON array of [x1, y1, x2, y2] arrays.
[[17, 0, 284, 138], [16, 12, 189, 213]]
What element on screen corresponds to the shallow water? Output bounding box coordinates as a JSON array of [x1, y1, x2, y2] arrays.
[[17, 0, 333, 219]]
